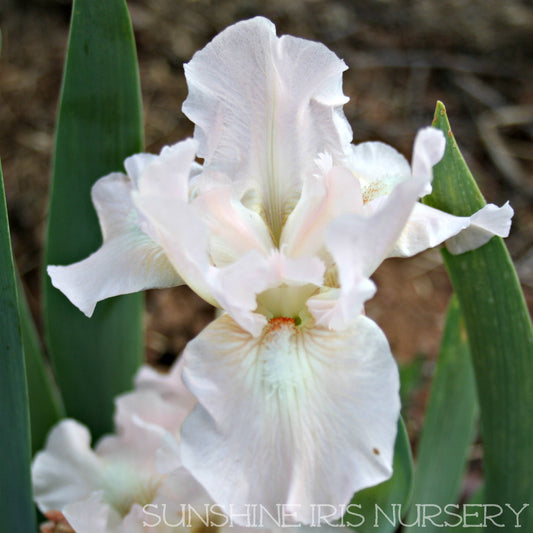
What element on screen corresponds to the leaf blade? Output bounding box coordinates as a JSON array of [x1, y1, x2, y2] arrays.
[[44, 0, 144, 439], [17, 273, 65, 454], [0, 160, 36, 533], [405, 295, 478, 532], [423, 101, 533, 532]]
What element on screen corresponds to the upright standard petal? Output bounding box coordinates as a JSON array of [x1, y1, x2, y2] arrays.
[[183, 17, 352, 241], [180, 314, 400, 526]]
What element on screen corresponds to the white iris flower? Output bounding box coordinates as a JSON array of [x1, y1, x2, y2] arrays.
[[47, 17, 512, 526]]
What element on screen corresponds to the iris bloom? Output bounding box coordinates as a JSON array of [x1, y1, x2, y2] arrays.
[[48, 17, 512, 525], [32, 361, 207, 533]]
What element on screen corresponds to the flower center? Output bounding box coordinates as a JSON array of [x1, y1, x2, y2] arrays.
[[255, 284, 317, 323], [102, 462, 161, 517]]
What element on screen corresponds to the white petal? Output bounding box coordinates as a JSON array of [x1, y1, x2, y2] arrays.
[[48, 231, 179, 317], [63, 492, 113, 533], [412, 127, 446, 196], [281, 164, 363, 258], [47, 173, 181, 317], [192, 173, 274, 266], [123, 153, 158, 189], [310, 171, 428, 329], [181, 314, 400, 526], [32, 420, 104, 513], [347, 141, 411, 203], [134, 357, 197, 415], [209, 249, 325, 336], [98, 390, 182, 467], [446, 201, 514, 254], [134, 195, 217, 306], [183, 17, 351, 240], [389, 201, 514, 257]]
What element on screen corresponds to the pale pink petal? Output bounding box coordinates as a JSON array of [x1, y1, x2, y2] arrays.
[[281, 164, 363, 258], [32, 420, 104, 513], [183, 17, 351, 241], [192, 173, 274, 266], [181, 314, 400, 526], [134, 357, 197, 415], [48, 173, 181, 317], [63, 492, 112, 533]]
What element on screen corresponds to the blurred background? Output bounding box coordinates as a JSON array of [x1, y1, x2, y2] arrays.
[[1, 0, 532, 494]]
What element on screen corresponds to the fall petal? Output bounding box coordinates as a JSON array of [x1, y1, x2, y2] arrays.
[[180, 314, 400, 526]]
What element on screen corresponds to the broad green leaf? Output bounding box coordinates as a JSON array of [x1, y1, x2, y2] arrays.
[[0, 161, 36, 532], [406, 295, 478, 533], [345, 418, 413, 533], [17, 273, 64, 454], [44, 0, 144, 439], [399, 353, 425, 411], [423, 101, 533, 532]]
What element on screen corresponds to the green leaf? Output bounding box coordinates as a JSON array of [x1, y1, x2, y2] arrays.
[[44, 0, 144, 440], [423, 101, 533, 532], [0, 161, 36, 533], [405, 295, 478, 533], [345, 418, 413, 533], [17, 273, 65, 454]]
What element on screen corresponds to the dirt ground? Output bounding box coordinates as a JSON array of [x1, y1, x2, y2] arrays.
[[1, 0, 532, 495]]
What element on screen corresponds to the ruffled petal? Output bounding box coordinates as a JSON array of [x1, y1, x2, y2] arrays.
[[47, 233, 179, 318], [309, 171, 428, 329], [63, 492, 112, 533], [389, 201, 514, 257], [209, 249, 325, 336], [134, 357, 197, 415], [411, 127, 446, 196], [134, 195, 217, 306], [281, 161, 363, 258], [48, 173, 181, 317], [346, 141, 411, 203], [180, 314, 400, 526], [183, 17, 351, 241], [192, 173, 274, 266], [445, 201, 514, 254], [32, 420, 104, 513]]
